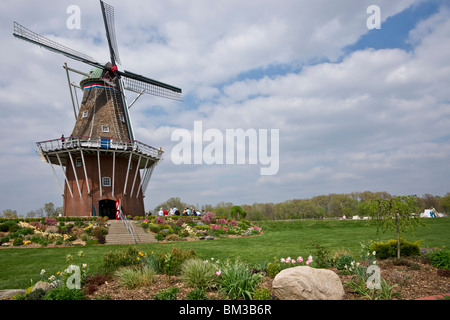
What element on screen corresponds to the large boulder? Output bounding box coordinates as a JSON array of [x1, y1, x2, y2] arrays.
[[272, 266, 344, 300]]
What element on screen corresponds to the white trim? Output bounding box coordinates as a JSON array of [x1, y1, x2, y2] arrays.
[[68, 151, 82, 198], [79, 149, 90, 194], [97, 150, 102, 197], [123, 153, 133, 195], [130, 155, 141, 197], [56, 153, 73, 198]]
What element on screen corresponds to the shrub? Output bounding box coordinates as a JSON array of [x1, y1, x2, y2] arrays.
[[101, 246, 140, 273], [148, 224, 160, 233], [165, 234, 183, 242], [186, 287, 208, 300], [336, 255, 355, 271], [115, 265, 155, 289], [152, 286, 179, 300], [311, 241, 332, 268], [13, 237, 23, 246], [91, 226, 108, 237], [44, 286, 85, 300], [426, 249, 450, 269], [253, 287, 272, 300], [266, 262, 281, 278], [181, 258, 219, 289], [25, 288, 47, 300], [156, 247, 197, 275], [45, 217, 58, 226], [155, 233, 166, 241], [218, 259, 263, 300], [201, 212, 216, 224], [370, 239, 421, 259]]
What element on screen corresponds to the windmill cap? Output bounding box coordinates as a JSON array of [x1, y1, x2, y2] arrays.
[[80, 67, 105, 88]]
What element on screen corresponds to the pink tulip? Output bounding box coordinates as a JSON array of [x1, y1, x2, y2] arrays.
[[297, 256, 303, 263], [280, 258, 285, 263], [216, 270, 222, 276]]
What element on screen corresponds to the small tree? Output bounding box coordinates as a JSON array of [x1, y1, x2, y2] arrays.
[[364, 195, 424, 259], [230, 206, 246, 219]]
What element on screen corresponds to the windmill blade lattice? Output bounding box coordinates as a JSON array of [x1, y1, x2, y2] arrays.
[[13, 21, 102, 70], [121, 71, 183, 101], [100, 0, 121, 65]]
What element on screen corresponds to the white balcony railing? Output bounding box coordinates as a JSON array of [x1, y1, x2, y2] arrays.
[[36, 136, 163, 159]]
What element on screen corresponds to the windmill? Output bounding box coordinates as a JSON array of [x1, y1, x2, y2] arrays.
[[13, 1, 182, 219]]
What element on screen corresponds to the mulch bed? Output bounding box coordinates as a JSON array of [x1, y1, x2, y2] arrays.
[[85, 257, 450, 300]]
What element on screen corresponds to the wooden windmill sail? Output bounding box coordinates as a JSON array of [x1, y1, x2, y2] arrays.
[[13, 1, 182, 218]]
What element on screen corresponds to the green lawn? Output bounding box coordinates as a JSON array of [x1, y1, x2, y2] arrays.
[[1, 217, 448, 290]]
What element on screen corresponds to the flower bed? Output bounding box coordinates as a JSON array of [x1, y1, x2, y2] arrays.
[[134, 212, 262, 242], [0, 217, 109, 248]]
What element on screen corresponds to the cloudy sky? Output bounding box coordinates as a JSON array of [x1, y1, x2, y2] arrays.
[[1, 0, 449, 215]]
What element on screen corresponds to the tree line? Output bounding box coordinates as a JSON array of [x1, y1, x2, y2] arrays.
[[156, 191, 450, 221], [3, 191, 448, 220]]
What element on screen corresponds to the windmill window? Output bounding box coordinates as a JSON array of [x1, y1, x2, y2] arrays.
[[102, 125, 110, 133], [119, 115, 125, 122], [76, 157, 82, 167], [82, 110, 89, 118], [102, 177, 111, 187]]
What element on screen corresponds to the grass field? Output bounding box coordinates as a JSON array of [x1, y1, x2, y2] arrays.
[[1, 217, 449, 290]]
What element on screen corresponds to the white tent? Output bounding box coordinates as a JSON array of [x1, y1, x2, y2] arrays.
[[420, 209, 443, 218]]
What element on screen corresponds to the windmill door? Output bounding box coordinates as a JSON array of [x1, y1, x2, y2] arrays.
[[99, 199, 116, 219]]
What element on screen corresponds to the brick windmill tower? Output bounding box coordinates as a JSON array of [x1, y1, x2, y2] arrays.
[[13, 1, 182, 218]]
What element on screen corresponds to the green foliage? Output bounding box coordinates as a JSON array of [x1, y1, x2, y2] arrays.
[[218, 259, 263, 300], [156, 247, 197, 275], [336, 254, 355, 271], [311, 241, 332, 268], [253, 287, 272, 300], [344, 266, 399, 300], [44, 286, 85, 300], [364, 195, 423, 259], [101, 246, 141, 273], [231, 206, 246, 219], [114, 265, 155, 289], [180, 258, 219, 289], [426, 249, 450, 269], [152, 286, 180, 300], [185, 287, 208, 300], [370, 239, 421, 259], [12, 237, 23, 246], [266, 262, 281, 278], [24, 288, 47, 300]]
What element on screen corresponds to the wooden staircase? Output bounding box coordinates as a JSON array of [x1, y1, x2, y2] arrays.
[[105, 220, 157, 245]]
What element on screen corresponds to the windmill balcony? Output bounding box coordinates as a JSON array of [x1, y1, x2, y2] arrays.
[[36, 136, 163, 167]]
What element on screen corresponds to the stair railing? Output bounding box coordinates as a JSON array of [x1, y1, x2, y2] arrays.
[[119, 211, 136, 243]]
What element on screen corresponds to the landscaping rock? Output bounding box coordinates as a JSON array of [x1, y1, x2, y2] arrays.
[[72, 238, 86, 246], [46, 226, 59, 233], [199, 236, 214, 240], [272, 266, 344, 300], [0, 289, 26, 300], [32, 281, 54, 292]]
